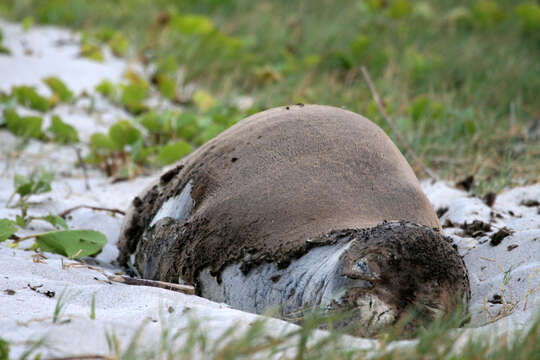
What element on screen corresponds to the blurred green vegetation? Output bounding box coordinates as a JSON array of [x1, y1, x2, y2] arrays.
[[1, 0, 539, 192]]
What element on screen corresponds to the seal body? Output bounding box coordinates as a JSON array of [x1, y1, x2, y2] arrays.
[[118, 105, 470, 336]]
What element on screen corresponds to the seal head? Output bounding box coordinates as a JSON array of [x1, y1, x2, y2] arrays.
[[319, 221, 470, 337]]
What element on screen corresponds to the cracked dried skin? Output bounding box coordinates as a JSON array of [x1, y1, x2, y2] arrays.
[[118, 105, 442, 286]]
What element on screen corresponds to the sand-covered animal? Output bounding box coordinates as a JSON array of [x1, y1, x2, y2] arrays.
[[118, 104, 470, 336]]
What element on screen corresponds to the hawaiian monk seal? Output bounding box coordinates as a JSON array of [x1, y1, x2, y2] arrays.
[[118, 104, 470, 337]]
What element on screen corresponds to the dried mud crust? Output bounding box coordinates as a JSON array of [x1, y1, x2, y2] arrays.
[[340, 222, 471, 315], [118, 105, 442, 285]]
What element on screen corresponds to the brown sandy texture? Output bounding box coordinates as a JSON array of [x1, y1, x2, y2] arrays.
[[118, 105, 441, 285]]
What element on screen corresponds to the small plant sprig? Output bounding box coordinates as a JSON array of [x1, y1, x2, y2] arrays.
[[0, 27, 10, 55], [53, 288, 70, 324], [5, 170, 74, 231], [90, 292, 97, 320], [0, 337, 9, 360], [6, 169, 53, 208]]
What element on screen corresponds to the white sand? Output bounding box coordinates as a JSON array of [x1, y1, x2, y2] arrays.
[[0, 20, 538, 358]]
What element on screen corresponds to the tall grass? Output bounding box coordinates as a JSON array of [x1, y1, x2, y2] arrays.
[[1, 0, 538, 189], [13, 310, 540, 359]]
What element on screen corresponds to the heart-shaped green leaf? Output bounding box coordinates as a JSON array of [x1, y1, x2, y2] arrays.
[[0, 219, 17, 242], [12, 85, 50, 112], [36, 230, 107, 259], [108, 120, 142, 149], [157, 141, 192, 165], [43, 77, 74, 102], [5, 110, 43, 139], [48, 115, 79, 144]]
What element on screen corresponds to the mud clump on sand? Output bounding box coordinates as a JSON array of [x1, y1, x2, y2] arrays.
[[483, 192, 497, 207], [456, 175, 474, 191], [520, 199, 540, 207], [460, 220, 491, 238], [490, 227, 513, 246]]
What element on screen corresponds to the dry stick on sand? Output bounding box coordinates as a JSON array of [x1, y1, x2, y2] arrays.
[[107, 275, 196, 295], [61, 259, 196, 295], [360, 66, 440, 180], [59, 205, 125, 219]]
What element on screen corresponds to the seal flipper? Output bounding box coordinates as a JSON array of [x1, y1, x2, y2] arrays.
[[133, 217, 190, 283], [128, 180, 196, 283]]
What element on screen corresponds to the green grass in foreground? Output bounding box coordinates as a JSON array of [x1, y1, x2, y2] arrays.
[[5, 308, 540, 359], [1, 0, 539, 192]]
